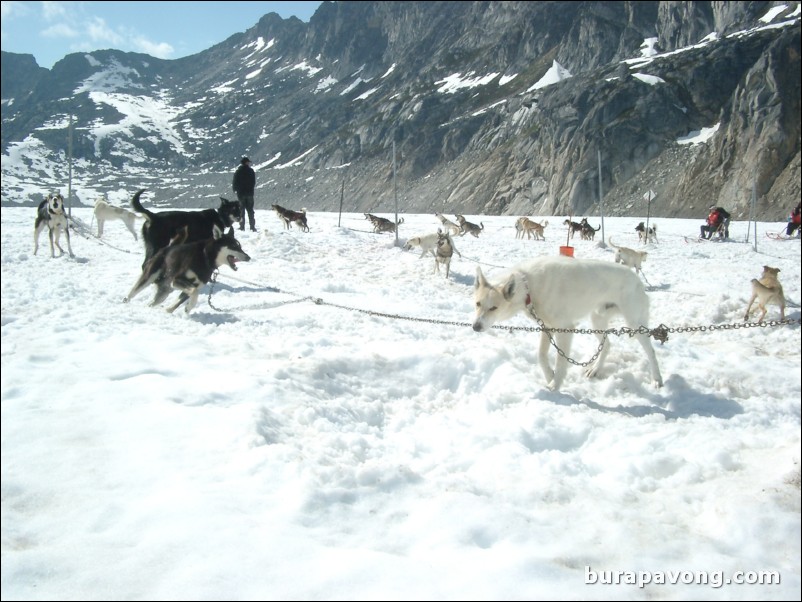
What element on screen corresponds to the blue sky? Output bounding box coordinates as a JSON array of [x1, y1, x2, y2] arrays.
[[1, 1, 323, 69]]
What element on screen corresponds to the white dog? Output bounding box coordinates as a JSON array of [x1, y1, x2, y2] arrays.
[[404, 231, 441, 258], [472, 256, 663, 391], [609, 238, 647, 275], [94, 197, 140, 240]]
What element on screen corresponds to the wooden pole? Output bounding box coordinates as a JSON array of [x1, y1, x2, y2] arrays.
[[393, 139, 399, 246], [337, 172, 345, 227]]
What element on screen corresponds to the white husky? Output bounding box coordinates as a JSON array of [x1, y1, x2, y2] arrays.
[[472, 256, 663, 391], [404, 231, 441, 258], [94, 197, 140, 240], [609, 238, 647, 275]]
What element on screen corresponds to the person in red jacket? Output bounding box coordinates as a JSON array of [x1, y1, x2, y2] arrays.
[[786, 202, 801, 237], [700, 206, 722, 239]]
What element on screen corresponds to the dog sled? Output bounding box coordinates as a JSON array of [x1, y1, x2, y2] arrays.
[[683, 234, 744, 244], [765, 231, 799, 241], [684, 235, 722, 244]]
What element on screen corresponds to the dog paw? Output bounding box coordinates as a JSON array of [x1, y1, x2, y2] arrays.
[[546, 378, 564, 391]]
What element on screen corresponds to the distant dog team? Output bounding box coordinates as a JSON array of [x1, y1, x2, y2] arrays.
[[34, 197, 790, 352]]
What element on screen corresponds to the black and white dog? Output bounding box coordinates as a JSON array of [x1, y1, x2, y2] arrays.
[[635, 221, 658, 244], [34, 193, 74, 258], [124, 230, 251, 314], [130, 189, 242, 266]]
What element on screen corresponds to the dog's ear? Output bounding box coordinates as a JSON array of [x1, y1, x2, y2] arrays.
[[502, 276, 516, 300], [212, 225, 223, 240], [475, 266, 488, 289]]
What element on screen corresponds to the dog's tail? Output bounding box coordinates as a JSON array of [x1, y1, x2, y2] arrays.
[[130, 189, 154, 222]]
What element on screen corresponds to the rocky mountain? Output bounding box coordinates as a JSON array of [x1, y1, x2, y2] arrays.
[[1, 1, 800, 221]]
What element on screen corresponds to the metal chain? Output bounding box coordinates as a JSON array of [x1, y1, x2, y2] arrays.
[[207, 271, 223, 311], [206, 273, 800, 359]]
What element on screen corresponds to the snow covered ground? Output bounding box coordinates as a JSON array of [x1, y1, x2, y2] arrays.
[[2, 207, 800, 600]]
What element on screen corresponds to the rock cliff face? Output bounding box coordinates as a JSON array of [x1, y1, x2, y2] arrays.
[[2, 1, 799, 220]]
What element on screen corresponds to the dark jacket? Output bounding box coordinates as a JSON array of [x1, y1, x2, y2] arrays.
[[232, 164, 256, 196]]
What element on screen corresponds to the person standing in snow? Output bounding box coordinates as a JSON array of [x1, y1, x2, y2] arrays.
[[232, 156, 257, 232]]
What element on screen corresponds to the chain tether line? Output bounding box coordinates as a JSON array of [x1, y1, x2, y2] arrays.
[[207, 271, 800, 366]]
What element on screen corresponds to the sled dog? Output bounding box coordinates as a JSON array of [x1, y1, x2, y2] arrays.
[[94, 197, 140, 239], [455, 214, 484, 237], [435, 212, 461, 236], [434, 230, 461, 278], [34, 193, 74, 258], [404, 231, 441, 258], [609, 238, 647, 275], [635, 222, 658, 244], [124, 230, 250, 314], [516, 217, 548, 240], [130, 189, 241, 266], [743, 266, 785, 322], [272, 204, 309, 232], [472, 256, 663, 391]]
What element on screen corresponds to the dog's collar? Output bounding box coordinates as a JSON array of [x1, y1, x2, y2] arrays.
[[517, 272, 533, 307]]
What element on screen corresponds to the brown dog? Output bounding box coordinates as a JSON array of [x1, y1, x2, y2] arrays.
[[563, 219, 584, 240], [743, 266, 785, 322], [272, 204, 309, 232], [516, 217, 548, 240], [455, 214, 484, 237]]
